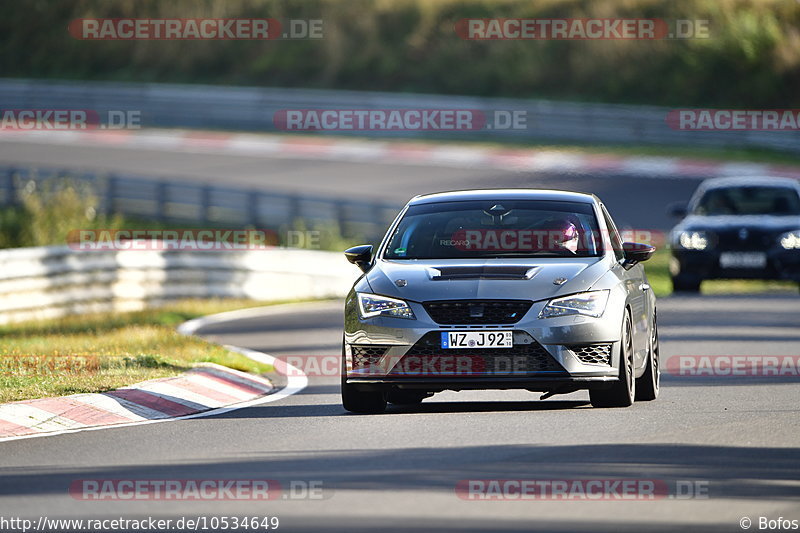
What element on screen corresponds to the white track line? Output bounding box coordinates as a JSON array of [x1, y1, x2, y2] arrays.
[[0, 303, 310, 443]]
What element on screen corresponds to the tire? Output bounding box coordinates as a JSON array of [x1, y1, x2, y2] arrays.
[[387, 389, 428, 405], [341, 343, 387, 414], [671, 275, 701, 293], [636, 310, 660, 401], [590, 310, 635, 408]]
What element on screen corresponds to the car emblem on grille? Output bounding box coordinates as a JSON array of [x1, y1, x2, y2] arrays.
[[469, 305, 485, 318], [739, 228, 749, 240], [553, 277, 568, 285], [395, 279, 407, 287]]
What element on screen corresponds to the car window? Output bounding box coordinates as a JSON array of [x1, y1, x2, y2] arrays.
[[383, 200, 602, 259], [694, 186, 800, 216], [600, 205, 625, 262]]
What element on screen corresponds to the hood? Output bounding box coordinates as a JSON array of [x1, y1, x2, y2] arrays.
[[365, 257, 610, 302], [676, 214, 800, 233]]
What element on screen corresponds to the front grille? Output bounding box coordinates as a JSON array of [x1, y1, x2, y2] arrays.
[[351, 345, 391, 368], [423, 300, 532, 325], [569, 344, 612, 365], [716, 228, 775, 251], [391, 332, 564, 376]]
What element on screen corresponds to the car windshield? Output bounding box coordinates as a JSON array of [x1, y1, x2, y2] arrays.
[[694, 186, 800, 216], [383, 199, 602, 259]]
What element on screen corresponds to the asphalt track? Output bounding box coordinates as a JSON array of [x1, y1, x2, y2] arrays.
[[0, 294, 798, 532], [0, 137, 798, 532], [0, 137, 701, 230]]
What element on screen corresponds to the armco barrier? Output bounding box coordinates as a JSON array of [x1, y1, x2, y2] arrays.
[[1, 78, 798, 153], [0, 165, 400, 243], [0, 245, 357, 324]]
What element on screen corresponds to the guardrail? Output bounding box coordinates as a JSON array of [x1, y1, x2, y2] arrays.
[[0, 245, 357, 324], [1, 78, 798, 153], [0, 165, 400, 242]]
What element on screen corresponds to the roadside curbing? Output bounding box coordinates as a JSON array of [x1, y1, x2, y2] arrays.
[[2, 128, 799, 180], [0, 304, 310, 442]]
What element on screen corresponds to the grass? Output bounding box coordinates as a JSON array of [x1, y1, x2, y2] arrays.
[[0, 298, 306, 403], [643, 248, 798, 298]]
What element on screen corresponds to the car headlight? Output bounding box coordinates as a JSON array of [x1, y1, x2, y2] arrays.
[[539, 290, 610, 319], [676, 230, 709, 250], [779, 230, 800, 250], [357, 293, 415, 320]]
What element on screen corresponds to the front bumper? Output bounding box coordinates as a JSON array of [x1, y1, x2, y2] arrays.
[[671, 247, 800, 281], [343, 295, 623, 392]]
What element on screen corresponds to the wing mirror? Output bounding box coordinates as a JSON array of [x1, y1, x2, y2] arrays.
[[622, 242, 656, 269], [666, 202, 688, 218], [344, 245, 374, 273]]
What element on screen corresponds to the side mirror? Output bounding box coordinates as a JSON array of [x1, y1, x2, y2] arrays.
[[666, 202, 688, 218], [622, 242, 656, 269], [344, 245, 374, 273]]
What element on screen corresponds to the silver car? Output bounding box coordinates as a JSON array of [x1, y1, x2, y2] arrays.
[[342, 189, 659, 413]]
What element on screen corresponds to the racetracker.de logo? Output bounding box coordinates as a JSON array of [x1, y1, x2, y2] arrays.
[[67, 229, 280, 251], [666, 109, 800, 131], [273, 109, 531, 131], [68, 19, 323, 40], [69, 479, 328, 501], [665, 355, 800, 377], [454, 479, 703, 500], [455, 18, 709, 40], [0, 109, 141, 130]]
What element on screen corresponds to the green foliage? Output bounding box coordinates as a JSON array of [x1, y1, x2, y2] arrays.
[[1, 0, 798, 106], [0, 178, 125, 248]]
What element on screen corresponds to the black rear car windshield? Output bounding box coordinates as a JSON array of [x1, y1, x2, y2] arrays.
[[694, 186, 800, 216], [383, 200, 603, 259]]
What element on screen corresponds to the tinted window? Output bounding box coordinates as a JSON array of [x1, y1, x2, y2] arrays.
[[383, 200, 602, 259], [694, 186, 800, 216]]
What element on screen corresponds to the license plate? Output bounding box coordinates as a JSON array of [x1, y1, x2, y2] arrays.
[[719, 252, 767, 269], [441, 331, 513, 349]]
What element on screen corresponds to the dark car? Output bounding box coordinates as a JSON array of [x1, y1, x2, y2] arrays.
[[668, 176, 800, 292]]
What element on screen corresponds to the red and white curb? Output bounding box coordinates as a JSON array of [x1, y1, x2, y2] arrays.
[[2, 128, 799, 180], [0, 305, 309, 442]]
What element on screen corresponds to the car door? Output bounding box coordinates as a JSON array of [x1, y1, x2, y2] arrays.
[[601, 204, 649, 369]]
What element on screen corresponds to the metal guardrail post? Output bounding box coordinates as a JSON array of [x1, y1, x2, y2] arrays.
[[156, 181, 168, 221], [104, 175, 116, 215], [200, 185, 211, 223], [3, 167, 15, 207], [247, 190, 259, 227]]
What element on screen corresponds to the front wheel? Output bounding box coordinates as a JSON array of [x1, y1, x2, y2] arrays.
[[636, 311, 660, 401], [590, 310, 635, 408], [341, 344, 387, 414]]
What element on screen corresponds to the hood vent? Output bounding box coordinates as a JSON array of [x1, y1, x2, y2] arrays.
[[429, 265, 538, 281]]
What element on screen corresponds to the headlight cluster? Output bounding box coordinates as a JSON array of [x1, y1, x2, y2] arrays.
[[779, 230, 800, 250], [539, 290, 609, 319], [676, 231, 709, 250], [357, 293, 415, 320]]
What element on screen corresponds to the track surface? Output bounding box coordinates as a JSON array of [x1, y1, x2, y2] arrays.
[[0, 138, 798, 531], [0, 138, 700, 230], [0, 295, 798, 532]]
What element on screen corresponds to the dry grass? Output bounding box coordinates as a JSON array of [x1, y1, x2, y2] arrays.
[[0, 298, 304, 403]]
